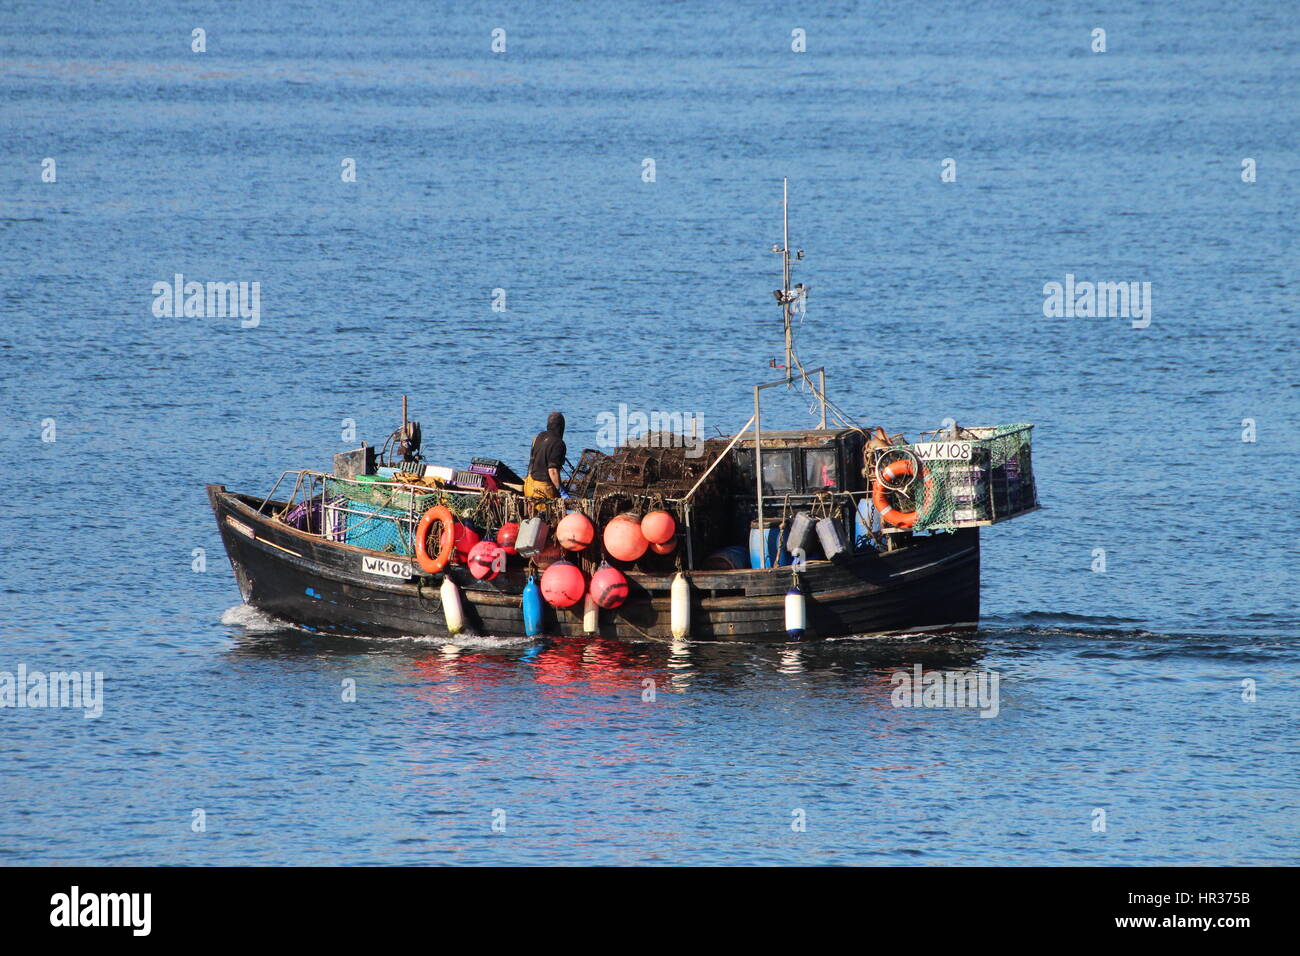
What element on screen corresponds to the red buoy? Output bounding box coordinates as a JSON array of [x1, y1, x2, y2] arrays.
[[590, 564, 629, 609], [467, 540, 504, 580], [641, 510, 676, 545], [556, 512, 595, 551], [603, 514, 648, 562], [453, 524, 480, 563], [496, 522, 519, 555], [540, 560, 585, 608]]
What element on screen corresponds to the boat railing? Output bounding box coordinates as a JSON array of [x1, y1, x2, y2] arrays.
[[256, 470, 489, 555], [256, 468, 709, 563]]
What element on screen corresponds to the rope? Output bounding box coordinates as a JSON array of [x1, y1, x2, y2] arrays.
[[681, 413, 755, 501]]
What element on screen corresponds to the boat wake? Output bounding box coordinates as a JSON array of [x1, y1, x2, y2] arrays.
[[980, 611, 1299, 650], [220, 603, 300, 634], [387, 631, 539, 651], [220, 604, 541, 650]]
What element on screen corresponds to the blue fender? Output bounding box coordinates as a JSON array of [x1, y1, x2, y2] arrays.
[[523, 575, 544, 637]]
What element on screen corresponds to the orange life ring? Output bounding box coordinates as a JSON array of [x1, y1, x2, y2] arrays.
[[415, 505, 457, 574], [871, 458, 932, 530]]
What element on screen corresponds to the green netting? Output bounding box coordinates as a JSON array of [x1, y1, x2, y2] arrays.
[[874, 424, 1037, 532], [336, 499, 413, 553], [319, 477, 491, 557], [442, 492, 484, 521], [324, 477, 440, 514]]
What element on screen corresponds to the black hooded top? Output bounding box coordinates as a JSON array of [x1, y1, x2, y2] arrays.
[[528, 412, 566, 483]]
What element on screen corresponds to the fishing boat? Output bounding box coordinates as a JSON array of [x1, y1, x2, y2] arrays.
[[208, 182, 1038, 642]]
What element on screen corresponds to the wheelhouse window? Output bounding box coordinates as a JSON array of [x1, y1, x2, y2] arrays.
[[804, 448, 838, 490], [761, 450, 796, 495]]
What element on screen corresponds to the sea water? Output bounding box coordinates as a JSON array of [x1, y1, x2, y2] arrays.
[[0, 0, 1296, 864]]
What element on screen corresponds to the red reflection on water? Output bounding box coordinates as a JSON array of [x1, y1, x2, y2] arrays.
[[406, 637, 671, 698]]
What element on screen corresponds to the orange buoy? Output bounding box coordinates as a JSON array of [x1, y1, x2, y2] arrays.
[[467, 540, 504, 580], [641, 510, 676, 545], [603, 514, 648, 562], [540, 560, 585, 608], [590, 564, 629, 609], [496, 522, 519, 555], [649, 538, 676, 555], [556, 512, 595, 551]]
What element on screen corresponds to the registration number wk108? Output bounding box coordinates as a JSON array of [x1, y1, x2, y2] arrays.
[[361, 555, 414, 579], [911, 441, 973, 462]]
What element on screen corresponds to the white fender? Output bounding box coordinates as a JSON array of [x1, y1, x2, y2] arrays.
[[785, 584, 806, 640], [440, 576, 464, 636], [583, 592, 598, 634], [670, 572, 690, 639]]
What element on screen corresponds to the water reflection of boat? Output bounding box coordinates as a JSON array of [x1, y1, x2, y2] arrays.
[[224, 629, 990, 690], [209, 182, 1037, 643]]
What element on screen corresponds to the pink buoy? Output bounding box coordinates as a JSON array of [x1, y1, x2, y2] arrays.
[[603, 514, 648, 562], [589, 564, 629, 609], [641, 510, 676, 545], [540, 560, 586, 608], [467, 540, 504, 580], [496, 522, 519, 555], [556, 512, 595, 551]]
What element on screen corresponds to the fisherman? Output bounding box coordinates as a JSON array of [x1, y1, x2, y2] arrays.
[[525, 411, 569, 499]]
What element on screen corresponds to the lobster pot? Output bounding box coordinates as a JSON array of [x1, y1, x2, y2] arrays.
[[881, 424, 1038, 531], [323, 497, 412, 553], [992, 455, 1035, 516], [947, 464, 992, 525]]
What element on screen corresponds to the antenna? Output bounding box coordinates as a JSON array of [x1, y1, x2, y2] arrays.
[[753, 178, 828, 536], [767, 178, 825, 428], [772, 177, 808, 384]]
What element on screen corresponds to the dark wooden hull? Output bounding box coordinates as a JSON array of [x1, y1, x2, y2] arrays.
[[207, 485, 979, 642]]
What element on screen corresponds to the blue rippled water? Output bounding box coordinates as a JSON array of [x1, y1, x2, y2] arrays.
[[0, 0, 1297, 865]]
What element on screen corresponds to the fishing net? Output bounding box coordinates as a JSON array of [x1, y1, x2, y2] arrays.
[[322, 478, 439, 555], [324, 477, 439, 514], [318, 477, 500, 556], [324, 497, 412, 553], [871, 424, 1037, 532]]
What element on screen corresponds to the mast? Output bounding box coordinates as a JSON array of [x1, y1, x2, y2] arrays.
[[753, 178, 831, 553], [782, 177, 792, 382], [774, 177, 799, 383], [769, 178, 825, 428]]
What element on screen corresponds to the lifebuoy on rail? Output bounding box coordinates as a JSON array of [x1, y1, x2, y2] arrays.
[[415, 504, 457, 574], [871, 458, 932, 530]]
